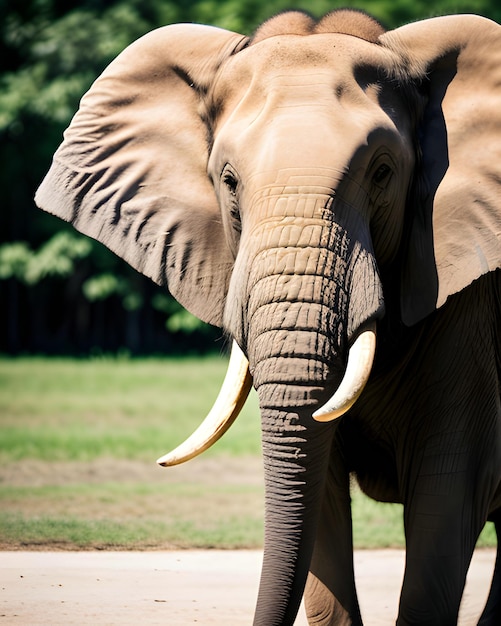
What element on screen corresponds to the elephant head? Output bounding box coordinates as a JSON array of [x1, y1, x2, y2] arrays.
[[36, 10, 501, 624]]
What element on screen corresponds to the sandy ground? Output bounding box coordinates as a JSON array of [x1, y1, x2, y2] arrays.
[[0, 549, 495, 625]]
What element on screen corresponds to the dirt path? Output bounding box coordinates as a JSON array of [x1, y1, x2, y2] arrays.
[[1, 549, 495, 624]]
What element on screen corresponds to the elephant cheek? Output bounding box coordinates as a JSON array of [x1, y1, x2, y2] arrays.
[[346, 240, 385, 342]]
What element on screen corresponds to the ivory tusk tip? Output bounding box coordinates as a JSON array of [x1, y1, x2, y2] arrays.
[[156, 447, 202, 466], [156, 340, 251, 468], [312, 406, 344, 422], [156, 454, 175, 467], [312, 323, 377, 423]]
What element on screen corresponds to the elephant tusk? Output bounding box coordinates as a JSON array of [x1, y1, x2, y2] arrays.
[[156, 340, 253, 466], [313, 322, 376, 422]]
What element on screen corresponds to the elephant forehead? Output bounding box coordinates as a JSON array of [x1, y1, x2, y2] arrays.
[[254, 32, 385, 66], [220, 33, 395, 85], [209, 34, 400, 128]]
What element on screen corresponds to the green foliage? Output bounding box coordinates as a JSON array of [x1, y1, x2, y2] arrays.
[[0, 2, 151, 131], [26, 231, 92, 283], [82, 273, 130, 302], [0, 232, 92, 283], [82, 272, 144, 312], [0, 242, 31, 281], [152, 293, 213, 334], [167, 0, 501, 32]]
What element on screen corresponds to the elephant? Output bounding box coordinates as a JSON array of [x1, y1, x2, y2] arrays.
[[34, 8, 501, 625]]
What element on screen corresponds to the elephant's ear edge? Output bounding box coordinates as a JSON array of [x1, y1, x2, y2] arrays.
[[381, 15, 501, 326], [35, 24, 247, 328]]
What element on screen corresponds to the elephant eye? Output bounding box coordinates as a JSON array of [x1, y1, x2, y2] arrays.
[[373, 164, 392, 185], [223, 172, 238, 196]]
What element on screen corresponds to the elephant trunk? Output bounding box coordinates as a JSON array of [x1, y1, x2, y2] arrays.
[[249, 329, 346, 623], [248, 297, 339, 624], [242, 204, 384, 624], [254, 394, 336, 625]]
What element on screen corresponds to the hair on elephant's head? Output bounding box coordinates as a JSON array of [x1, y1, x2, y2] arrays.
[[36, 9, 501, 625]]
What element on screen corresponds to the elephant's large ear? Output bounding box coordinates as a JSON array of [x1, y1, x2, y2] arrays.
[[35, 24, 248, 327], [381, 16, 501, 325]]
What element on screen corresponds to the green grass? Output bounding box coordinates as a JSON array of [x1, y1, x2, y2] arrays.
[[0, 355, 262, 461], [0, 356, 496, 550], [0, 481, 495, 550], [1, 479, 395, 550], [0, 482, 265, 550]]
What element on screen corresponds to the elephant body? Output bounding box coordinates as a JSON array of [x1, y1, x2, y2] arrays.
[[35, 9, 501, 625], [314, 270, 501, 624]]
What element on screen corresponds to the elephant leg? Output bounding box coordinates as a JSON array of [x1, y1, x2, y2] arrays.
[[398, 500, 477, 625], [397, 433, 495, 626], [478, 510, 501, 626], [305, 436, 362, 626]]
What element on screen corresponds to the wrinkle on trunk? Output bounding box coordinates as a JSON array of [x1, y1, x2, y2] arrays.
[[249, 311, 338, 625], [254, 401, 336, 626], [235, 191, 383, 624]]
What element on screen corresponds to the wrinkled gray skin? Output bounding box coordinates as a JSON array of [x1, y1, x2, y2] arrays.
[[35, 9, 501, 626]]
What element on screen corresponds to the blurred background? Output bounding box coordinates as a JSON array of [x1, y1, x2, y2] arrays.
[[2, 0, 500, 357]]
